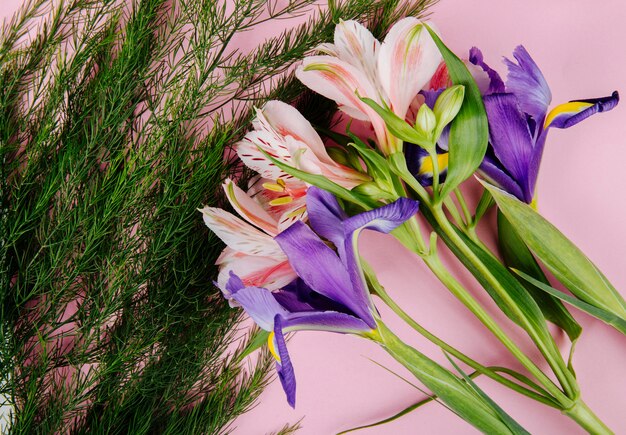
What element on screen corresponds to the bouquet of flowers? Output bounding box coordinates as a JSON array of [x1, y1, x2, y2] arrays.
[[201, 17, 622, 433]]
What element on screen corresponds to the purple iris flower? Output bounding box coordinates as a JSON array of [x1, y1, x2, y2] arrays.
[[221, 187, 419, 407], [470, 45, 619, 203]]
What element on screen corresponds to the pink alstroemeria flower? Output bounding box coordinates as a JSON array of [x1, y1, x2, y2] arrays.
[[199, 179, 299, 292], [236, 100, 369, 190], [296, 18, 442, 155]]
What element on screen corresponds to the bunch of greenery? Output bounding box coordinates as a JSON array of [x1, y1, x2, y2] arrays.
[[0, 0, 437, 432]]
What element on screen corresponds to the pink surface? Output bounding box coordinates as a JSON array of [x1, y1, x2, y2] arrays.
[[3, 0, 626, 433]]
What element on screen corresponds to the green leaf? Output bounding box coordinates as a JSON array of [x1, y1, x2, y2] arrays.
[[498, 211, 582, 342], [258, 148, 378, 210], [513, 270, 626, 336], [375, 322, 514, 435], [473, 188, 495, 224], [484, 182, 626, 321], [360, 96, 431, 148], [425, 25, 488, 201], [237, 329, 270, 362], [445, 354, 530, 435]]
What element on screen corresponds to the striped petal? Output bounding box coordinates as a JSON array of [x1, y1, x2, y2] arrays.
[[257, 101, 332, 165], [377, 18, 442, 119], [199, 206, 282, 256], [223, 179, 278, 236], [216, 251, 295, 291], [504, 45, 552, 122], [236, 131, 290, 180]]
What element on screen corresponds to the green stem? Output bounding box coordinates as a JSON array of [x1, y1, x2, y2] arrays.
[[429, 203, 577, 399], [565, 400, 613, 435], [423, 253, 567, 402], [454, 187, 473, 226], [371, 275, 558, 407], [370, 321, 513, 435]]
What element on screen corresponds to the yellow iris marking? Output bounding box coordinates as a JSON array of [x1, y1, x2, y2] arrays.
[[419, 153, 449, 175], [269, 196, 293, 206], [267, 331, 280, 362], [544, 101, 593, 129]]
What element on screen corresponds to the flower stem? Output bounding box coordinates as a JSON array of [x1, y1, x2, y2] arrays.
[[367, 268, 558, 407], [565, 400, 613, 435], [428, 203, 577, 399]]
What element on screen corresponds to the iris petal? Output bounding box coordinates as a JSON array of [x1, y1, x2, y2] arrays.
[[227, 275, 289, 331], [478, 154, 526, 202], [275, 221, 374, 326], [469, 47, 505, 94], [504, 45, 552, 122], [484, 93, 535, 203], [273, 316, 296, 408], [306, 187, 348, 252], [544, 91, 619, 130]]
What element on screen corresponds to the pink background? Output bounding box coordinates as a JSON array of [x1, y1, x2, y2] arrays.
[[3, 0, 625, 433]]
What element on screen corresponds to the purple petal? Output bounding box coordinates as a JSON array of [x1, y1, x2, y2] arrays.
[[484, 93, 535, 203], [545, 91, 619, 130], [469, 47, 505, 94], [275, 278, 355, 314], [340, 198, 419, 327], [274, 316, 296, 408], [504, 46, 552, 121], [306, 186, 347, 249], [225, 271, 245, 296], [478, 154, 527, 202], [283, 310, 371, 334], [527, 91, 619, 196], [230, 284, 289, 331], [275, 221, 374, 327], [343, 198, 419, 236], [420, 88, 444, 109]]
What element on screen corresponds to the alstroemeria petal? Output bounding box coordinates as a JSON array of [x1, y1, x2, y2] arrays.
[[334, 20, 380, 85], [504, 45, 552, 121], [468, 47, 505, 94], [306, 186, 347, 250], [199, 206, 283, 256], [544, 91, 619, 130], [273, 316, 296, 408], [226, 275, 289, 331], [217, 252, 295, 291], [223, 179, 278, 236], [377, 18, 441, 119], [296, 55, 378, 122], [236, 131, 290, 180], [259, 101, 333, 165], [483, 93, 535, 203], [478, 154, 526, 202], [275, 221, 374, 327]]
